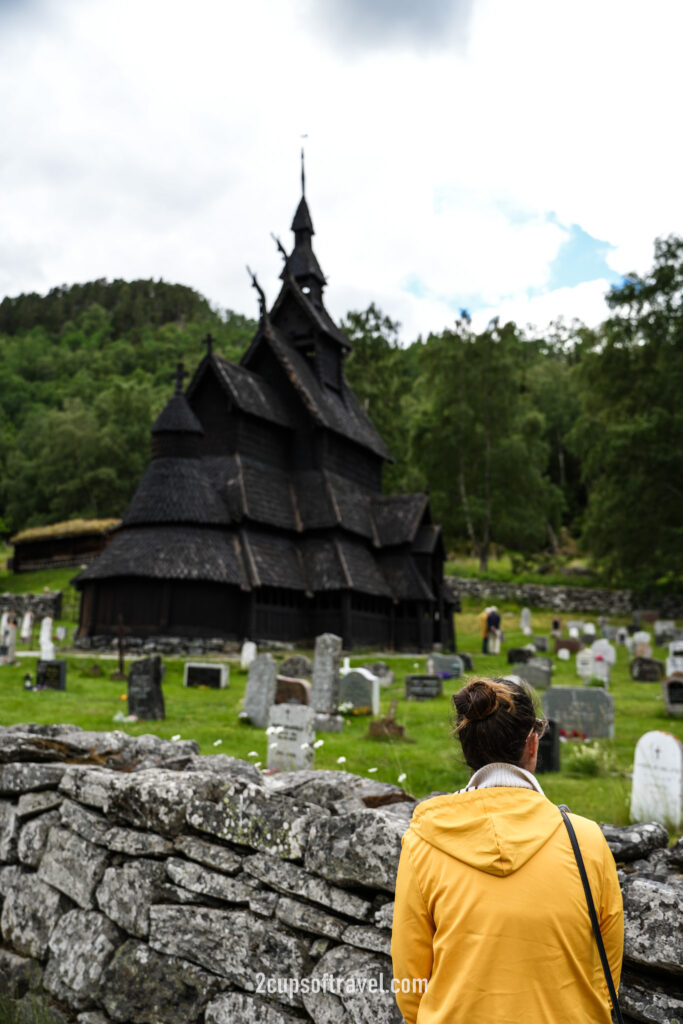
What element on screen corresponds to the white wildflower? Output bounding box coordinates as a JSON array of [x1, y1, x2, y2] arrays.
[[171, 734, 181, 742], [247, 750, 259, 757], [336, 756, 347, 765], [213, 739, 223, 747], [367, 767, 378, 773], [313, 739, 324, 749], [398, 772, 407, 783]]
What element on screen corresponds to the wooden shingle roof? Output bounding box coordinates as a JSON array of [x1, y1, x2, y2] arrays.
[[371, 494, 429, 547], [122, 458, 229, 527]]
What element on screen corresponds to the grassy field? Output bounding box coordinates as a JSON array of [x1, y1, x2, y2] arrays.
[[1, 580, 681, 837]]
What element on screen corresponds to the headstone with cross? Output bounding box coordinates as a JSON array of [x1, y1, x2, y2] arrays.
[[630, 730, 682, 828]]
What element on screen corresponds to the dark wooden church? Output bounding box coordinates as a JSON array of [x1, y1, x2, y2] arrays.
[[75, 183, 455, 650]]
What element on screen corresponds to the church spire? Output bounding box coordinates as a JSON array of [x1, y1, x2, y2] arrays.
[[282, 153, 326, 297]]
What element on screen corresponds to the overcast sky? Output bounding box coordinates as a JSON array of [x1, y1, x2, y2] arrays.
[[1, 0, 681, 342]]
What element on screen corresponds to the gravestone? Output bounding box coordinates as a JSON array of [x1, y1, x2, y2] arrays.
[[665, 642, 683, 678], [36, 659, 67, 691], [532, 636, 549, 653], [542, 687, 615, 738], [536, 719, 560, 773], [601, 625, 618, 641], [662, 677, 683, 718], [279, 655, 313, 679], [568, 626, 580, 639], [520, 608, 532, 636], [184, 663, 229, 689], [241, 653, 277, 728], [591, 639, 616, 666], [576, 649, 595, 681], [630, 730, 682, 829], [55, 625, 67, 641], [39, 617, 55, 662], [550, 617, 562, 638], [507, 648, 534, 665], [458, 653, 474, 672], [616, 627, 628, 646], [557, 648, 570, 662], [633, 631, 653, 658], [266, 703, 316, 772], [405, 675, 443, 701], [554, 637, 581, 655], [339, 671, 380, 715], [128, 655, 165, 720], [654, 620, 677, 646], [583, 622, 596, 637], [641, 610, 660, 624], [363, 661, 395, 687], [566, 620, 584, 634], [629, 657, 665, 682], [20, 611, 33, 643], [275, 676, 311, 705], [310, 633, 342, 715], [240, 641, 257, 671], [591, 656, 611, 688], [517, 657, 552, 691], [427, 654, 463, 679]]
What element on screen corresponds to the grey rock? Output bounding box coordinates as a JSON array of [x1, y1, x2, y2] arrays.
[[0, 763, 66, 794], [374, 902, 394, 929], [668, 837, 683, 867], [188, 788, 314, 860], [619, 976, 683, 1024], [342, 924, 392, 955], [58, 766, 125, 812], [125, 733, 199, 770], [156, 881, 224, 907], [279, 655, 313, 678], [172, 834, 242, 874], [622, 875, 683, 973], [275, 896, 347, 940], [248, 890, 280, 917], [17, 810, 61, 868], [0, 864, 23, 896], [38, 827, 109, 908], [77, 1014, 113, 1024], [16, 791, 62, 819], [102, 826, 173, 857], [302, 945, 402, 1024], [305, 811, 404, 893], [148, 906, 313, 1003], [600, 821, 669, 862], [96, 860, 167, 938], [99, 939, 225, 1024], [43, 910, 122, 1011], [0, 947, 42, 998], [1, 873, 72, 958], [182, 754, 263, 787], [0, 799, 18, 861], [205, 992, 303, 1024], [243, 852, 373, 920], [60, 798, 110, 844], [166, 857, 257, 904], [15, 992, 71, 1024], [266, 769, 413, 815], [108, 769, 227, 836]]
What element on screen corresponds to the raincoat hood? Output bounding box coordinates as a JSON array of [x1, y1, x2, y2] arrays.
[[409, 787, 565, 877]]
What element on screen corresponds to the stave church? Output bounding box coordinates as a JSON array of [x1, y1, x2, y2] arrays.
[[75, 175, 455, 650]]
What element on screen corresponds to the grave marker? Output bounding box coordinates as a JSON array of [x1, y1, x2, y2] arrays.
[[279, 655, 313, 679], [39, 617, 55, 662], [591, 639, 616, 666], [36, 660, 67, 691], [363, 661, 395, 687], [266, 703, 316, 772], [654, 620, 677, 646], [665, 642, 683, 677], [339, 671, 380, 715], [517, 657, 552, 690], [576, 649, 595, 681], [630, 730, 682, 829], [601, 625, 618, 641], [542, 687, 615, 738], [566, 620, 584, 634], [128, 656, 165, 720], [427, 654, 463, 679], [633, 631, 653, 658], [458, 652, 474, 672], [629, 657, 665, 682], [405, 675, 443, 701], [662, 677, 683, 718], [507, 648, 534, 665], [591, 656, 611, 688], [520, 608, 532, 635], [554, 637, 581, 655], [310, 633, 342, 715], [240, 641, 257, 671], [616, 627, 628, 646], [532, 636, 549, 653], [275, 676, 311, 705], [184, 663, 229, 689], [242, 653, 278, 728]]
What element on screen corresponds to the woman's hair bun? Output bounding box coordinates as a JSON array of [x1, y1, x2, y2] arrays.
[[452, 678, 514, 731]]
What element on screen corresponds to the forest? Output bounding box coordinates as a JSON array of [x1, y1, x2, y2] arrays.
[[1, 235, 681, 591]]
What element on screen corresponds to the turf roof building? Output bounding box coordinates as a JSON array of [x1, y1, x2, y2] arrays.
[[75, 184, 455, 650]]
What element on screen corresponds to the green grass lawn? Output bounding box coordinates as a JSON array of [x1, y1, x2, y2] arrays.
[[1, 593, 681, 838]]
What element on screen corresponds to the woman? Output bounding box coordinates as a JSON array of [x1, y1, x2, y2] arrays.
[[391, 677, 623, 1023]]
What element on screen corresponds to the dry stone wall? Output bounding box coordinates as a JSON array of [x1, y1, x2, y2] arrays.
[[0, 591, 62, 619], [0, 724, 681, 1024]]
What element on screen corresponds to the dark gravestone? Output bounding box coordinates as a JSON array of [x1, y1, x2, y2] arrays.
[[405, 675, 443, 701], [128, 655, 165, 720], [275, 675, 311, 705], [532, 636, 549, 653], [184, 663, 228, 689], [517, 657, 553, 690], [458, 653, 474, 672], [36, 660, 67, 691], [428, 654, 463, 679], [279, 655, 313, 679], [507, 648, 534, 665], [663, 677, 683, 718], [554, 638, 582, 655], [630, 657, 665, 682], [339, 671, 379, 715], [536, 719, 560, 773]]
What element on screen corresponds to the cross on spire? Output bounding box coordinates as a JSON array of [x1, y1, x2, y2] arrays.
[[301, 145, 306, 197], [173, 362, 188, 395], [203, 333, 214, 356]]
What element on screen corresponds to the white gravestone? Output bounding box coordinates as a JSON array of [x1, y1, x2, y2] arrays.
[[0, 612, 8, 644], [666, 643, 683, 678], [39, 617, 55, 662], [569, 627, 580, 639], [20, 611, 33, 643], [591, 638, 616, 666], [240, 641, 257, 671], [566, 620, 584, 634], [521, 608, 532, 636], [558, 648, 570, 661], [654, 620, 677, 646], [583, 622, 596, 637], [630, 730, 682, 829], [576, 650, 595, 680], [592, 655, 611, 688], [633, 631, 652, 658], [266, 703, 316, 772]]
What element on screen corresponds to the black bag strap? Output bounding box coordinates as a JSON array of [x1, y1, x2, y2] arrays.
[[558, 805, 623, 1024]]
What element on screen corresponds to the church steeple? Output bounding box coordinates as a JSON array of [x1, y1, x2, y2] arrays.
[[282, 150, 326, 302]]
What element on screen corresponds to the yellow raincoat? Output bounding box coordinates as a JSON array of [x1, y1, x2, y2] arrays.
[[391, 787, 623, 1024]]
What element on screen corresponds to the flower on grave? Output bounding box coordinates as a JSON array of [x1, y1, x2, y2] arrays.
[[265, 726, 277, 735], [336, 756, 347, 764], [313, 739, 324, 749], [397, 772, 407, 784], [213, 739, 222, 747], [171, 734, 181, 742], [247, 751, 259, 757], [339, 701, 354, 715], [367, 767, 378, 773], [300, 742, 311, 750]]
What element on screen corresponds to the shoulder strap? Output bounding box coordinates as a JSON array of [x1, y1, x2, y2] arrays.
[[558, 805, 623, 1024]]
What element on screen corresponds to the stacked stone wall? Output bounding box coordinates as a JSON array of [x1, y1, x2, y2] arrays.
[[0, 591, 62, 619], [0, 725, 680, 1024]]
